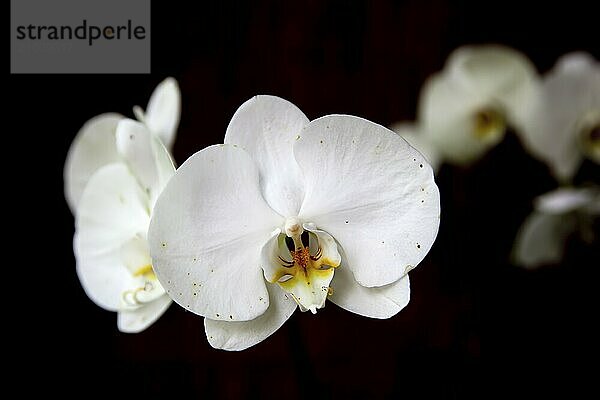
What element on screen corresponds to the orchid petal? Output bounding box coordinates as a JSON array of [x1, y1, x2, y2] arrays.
[[296, 115, 440, 287], [149, 145, 284, 321], [225, 95, 309, 217], [534, 187, 596, 214], [205, 284, 296, 351], [303, 223, 342, 268], [64, 113, 123, 213], [117, 295, 172, 333], [329, 263, 410, 319], [260, 229, 285, 283], [75, 238, 132, 312], [141, 77, 181, 150], [513, 212, 577, 268], [115, 119, 175, 206], [518, 53, 600, 181], [75, 163, 151, 310], [150, 133, 177, 195], [116, 120, 157, 194]]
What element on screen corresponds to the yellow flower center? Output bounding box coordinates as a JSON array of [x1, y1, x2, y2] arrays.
[[267, 220, 340, 314], [578, 117, 600, 164], [133, 264, 154, 277], [120, 236, 165, 309], [473, 108, 506, 141]]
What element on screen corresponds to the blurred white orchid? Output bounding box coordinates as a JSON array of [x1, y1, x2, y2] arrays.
[[517, 53, 600, 182], [74, 120, 176, 332], [149, 96, 441, 350], [393, 45, 539, 169], [65, 78, 180, 333], [513, 186, 599, 268], [64, 77, 181, 212]]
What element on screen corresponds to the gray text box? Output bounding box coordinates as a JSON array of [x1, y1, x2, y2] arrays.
[[11, 0, 150, 74]]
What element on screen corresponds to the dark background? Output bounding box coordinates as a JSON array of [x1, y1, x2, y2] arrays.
[[9, 1, 599, 398]]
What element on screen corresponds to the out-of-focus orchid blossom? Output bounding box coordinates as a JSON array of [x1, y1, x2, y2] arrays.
[[513, 186, 599, 268], [394, 45, 539, 169], [517, 53, 600, 182], [74, 120, 176, 332], [64, 78, 180, 212]]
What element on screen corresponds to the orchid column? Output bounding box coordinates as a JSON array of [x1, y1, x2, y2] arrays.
[[149, 96, 441, 350]]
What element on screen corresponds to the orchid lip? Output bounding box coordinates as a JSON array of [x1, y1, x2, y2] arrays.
[[121, 264, 166, 310], [266, 219, 340, 314], [472, 106, 506, 141]]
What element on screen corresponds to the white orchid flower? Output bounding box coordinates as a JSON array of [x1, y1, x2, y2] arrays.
[[417, 45, 539, 166], [75, 119, 176, 332], [517, 53, 600, 182], [64, 78, 180, 212], [513, 186, 599, 268], [149, 96, 440, 350]]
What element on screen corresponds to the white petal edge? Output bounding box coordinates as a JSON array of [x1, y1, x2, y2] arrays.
[[513, 211, 577, 269], [260, 229, 284, 283], [296, 115, 440, 287], [143, 77, 181, 150], [75, 235, 132, 312], [75, 163, 151, 310], [329, 263, 410, 319], [148, 144, 284, 321], [205, 284, 297, 351], [534, 187, 596, 214], [390, 122, 442, 172], [116, 119, 159, 194], [224, 95, 309, 217], [303, 223, 342, 267], [555, 52, 599, 74], [115, 119, 175, 206], [117, 295, 172, 333], [64, 113, 123, 213]]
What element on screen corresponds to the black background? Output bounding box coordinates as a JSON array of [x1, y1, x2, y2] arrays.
[[8, 1, 599, 398]]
